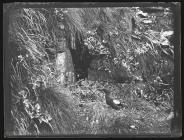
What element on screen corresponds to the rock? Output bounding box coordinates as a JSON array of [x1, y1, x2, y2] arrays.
[[55, 46, 75, 86], [130, 125, 136, 129]]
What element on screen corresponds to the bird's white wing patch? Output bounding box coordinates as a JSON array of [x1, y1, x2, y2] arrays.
[[113, 99, 120, 105]]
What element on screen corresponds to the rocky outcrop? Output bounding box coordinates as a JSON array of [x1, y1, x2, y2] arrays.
[[55, 42, 75, 86]]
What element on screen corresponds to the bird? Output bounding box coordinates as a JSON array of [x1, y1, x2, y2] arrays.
[[98, 88, 127, 110]]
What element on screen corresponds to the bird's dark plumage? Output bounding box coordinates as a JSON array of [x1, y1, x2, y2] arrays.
[[98, 89, 126, 110]]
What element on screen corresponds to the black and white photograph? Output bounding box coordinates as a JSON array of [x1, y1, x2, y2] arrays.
[[3, 2, 182, 137]]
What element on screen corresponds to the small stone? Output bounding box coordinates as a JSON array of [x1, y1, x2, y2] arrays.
[[166, 112, 174, 120], [130, 125, 136, 129]]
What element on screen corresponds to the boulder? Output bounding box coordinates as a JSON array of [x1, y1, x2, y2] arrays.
[[55, 43, 75, 86]]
